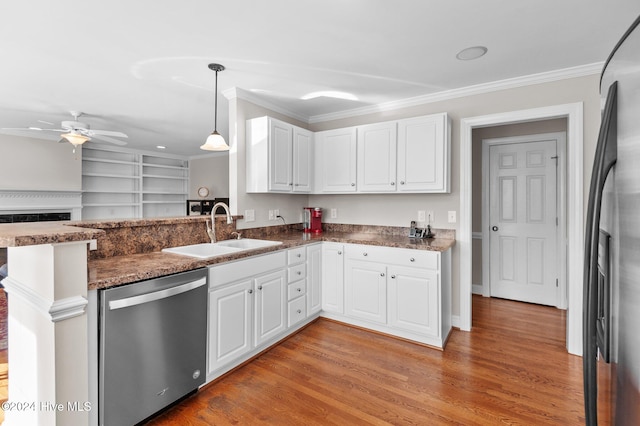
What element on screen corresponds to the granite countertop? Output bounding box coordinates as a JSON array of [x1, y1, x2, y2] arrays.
[[0, 221, 104, 247], [88, 231, 455, 290]]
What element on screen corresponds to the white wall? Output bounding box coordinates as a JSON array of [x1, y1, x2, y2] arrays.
[[0, 134, 82, 191], [189, 154, 229, 199]]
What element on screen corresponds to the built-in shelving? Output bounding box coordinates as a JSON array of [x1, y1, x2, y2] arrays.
[[81, 146, 189, 220]]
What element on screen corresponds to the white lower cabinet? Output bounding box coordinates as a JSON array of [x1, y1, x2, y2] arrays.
[[306, 243, 322, 316], [206, 247, 322, 382], [329, 243, 451, 348], [321, 242, 344, 314]]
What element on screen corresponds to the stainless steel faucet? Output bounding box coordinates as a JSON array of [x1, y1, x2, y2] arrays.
[[207, 202, 233, 243]]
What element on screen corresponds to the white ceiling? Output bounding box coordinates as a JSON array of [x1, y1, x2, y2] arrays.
[[1, 1, 639, 157]]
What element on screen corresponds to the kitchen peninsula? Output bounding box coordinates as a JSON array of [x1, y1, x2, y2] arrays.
[[0, 216, 454, 426]]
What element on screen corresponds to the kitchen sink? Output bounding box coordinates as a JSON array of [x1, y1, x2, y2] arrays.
[[162, 239, 282, 259], [215, 238, 282, 250], [162, 243, 242, 259]]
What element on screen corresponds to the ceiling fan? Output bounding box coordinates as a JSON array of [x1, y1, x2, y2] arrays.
[[1, 111, 128, 148]]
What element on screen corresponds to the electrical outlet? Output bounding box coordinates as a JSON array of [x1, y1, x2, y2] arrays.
[[268, 210, 275, 220], [418, 210, 426, 222], [244, 209, 255, 222], [426, 211, 434, 224], [448, 210, 457, 223], [331, 208, 337, 219]]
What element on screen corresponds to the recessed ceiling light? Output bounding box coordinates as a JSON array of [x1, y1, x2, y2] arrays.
[[456, 46, 488, 61], [301, 91, 358, 101], [156, 145, 166, 149]]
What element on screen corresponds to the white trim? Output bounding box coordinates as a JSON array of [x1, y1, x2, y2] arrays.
[[1, 276, 87, 322], [49, 296, 88, 322], [481, 132, 567, 306], [460, 103, 583, 356], [309, 63, 602, 124], [0, 190, 82, 220], [451, 315, 460, 328], [472, 232, 483, 239], [223, 87, 309, 123]]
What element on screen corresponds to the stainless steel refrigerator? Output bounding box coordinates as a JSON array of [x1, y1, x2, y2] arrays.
[[584, 14, 640, 426]]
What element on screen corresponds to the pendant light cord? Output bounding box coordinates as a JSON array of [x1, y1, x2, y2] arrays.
[[214, 68, 218, 131]]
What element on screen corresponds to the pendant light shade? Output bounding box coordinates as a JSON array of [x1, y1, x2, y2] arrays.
[[201, 63, 229, 151]]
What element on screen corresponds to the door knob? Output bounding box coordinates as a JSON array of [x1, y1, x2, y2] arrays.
[[492, 226, 499, 232]]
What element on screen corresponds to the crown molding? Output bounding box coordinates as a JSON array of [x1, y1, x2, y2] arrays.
[[307, 62, 603, 123], [223, 87, 309, 123]]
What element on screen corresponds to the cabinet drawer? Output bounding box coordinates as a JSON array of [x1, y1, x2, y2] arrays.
[[288, 296, 307, 327], [209, 251, 286, 288], [287, 281, 306, 301], [288, 263, 306, 283], [288, 247, 306, 264], [345, 244, 438, 269]]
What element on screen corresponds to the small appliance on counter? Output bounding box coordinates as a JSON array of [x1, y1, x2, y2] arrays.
[[303, 207, 323, 233]]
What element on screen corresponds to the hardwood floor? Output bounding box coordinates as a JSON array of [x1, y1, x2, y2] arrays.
[[148, 295, 586, 425]]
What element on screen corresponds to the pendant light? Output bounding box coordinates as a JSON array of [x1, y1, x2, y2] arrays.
[[200, 63, 229, 151]]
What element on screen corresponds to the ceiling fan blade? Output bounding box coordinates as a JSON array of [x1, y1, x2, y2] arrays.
[[89, 134, 128, 146], [87, 129, 128, 138], [37, 120, 55, 126]]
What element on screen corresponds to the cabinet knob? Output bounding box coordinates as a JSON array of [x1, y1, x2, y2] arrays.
[[400, 181, 405, 185], [380, 272, 385, 277], [410, 257, 415, 262], [248, 289, 253, 294], [297, 309, 302, 314], [363, 252, 368, 256], [289, 182, 293, 186], [297, 287, 302, 292], [391, 275, 396, 279], [337, 251, 342, 255], [351, 183, 355, 187], [390, 182, 395, 186], [257, 285, 263, 290], [297, 253, 302, 258], [297, 271, 302, 275]]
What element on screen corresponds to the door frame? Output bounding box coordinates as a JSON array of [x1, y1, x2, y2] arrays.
[[460, 102, 583, 355], [481, 132, 567, 308]]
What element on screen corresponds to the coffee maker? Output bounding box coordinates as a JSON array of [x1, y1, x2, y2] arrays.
[[303, 207, 323, 233]]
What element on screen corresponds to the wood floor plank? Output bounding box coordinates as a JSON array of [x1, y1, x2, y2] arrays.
[[147, 296, 587, 425]]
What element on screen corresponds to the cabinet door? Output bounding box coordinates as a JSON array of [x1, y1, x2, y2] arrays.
[[292, 127, 313, 192], [306, 244, 322, 315], [388, 265, 439, 337], [315, 128, 357, 192], [269, 119, 293, 192], [345, 259, 387, 324], [254, 270, 287, 346], [208, 279, 253, 374], [397, 113, 449, 192], [357, 122, 397, 192], [321, 243, 344, 313]]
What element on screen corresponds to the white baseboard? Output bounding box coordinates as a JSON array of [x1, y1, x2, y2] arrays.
[[472, 284, 484, 295]]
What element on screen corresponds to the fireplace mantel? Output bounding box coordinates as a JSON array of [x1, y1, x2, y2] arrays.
[[0, 190, 82, 219]]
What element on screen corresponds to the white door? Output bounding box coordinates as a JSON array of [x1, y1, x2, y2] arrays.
[[357, 122, 397, 192], [254, 270, 286, 346], [489, 139, 558, 306]]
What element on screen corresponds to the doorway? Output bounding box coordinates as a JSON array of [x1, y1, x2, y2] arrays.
[[482, 132, 566, 307], [460, 103, 584, 355]]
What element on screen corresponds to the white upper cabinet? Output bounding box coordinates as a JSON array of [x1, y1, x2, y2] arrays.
[[314, 127, 357, 193], [397, 113, 450, 193], [357, 122, 397, 192], [246, 116, 312, 193]]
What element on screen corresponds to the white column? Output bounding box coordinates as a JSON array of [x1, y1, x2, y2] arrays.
[[2, 241, 90, 426]]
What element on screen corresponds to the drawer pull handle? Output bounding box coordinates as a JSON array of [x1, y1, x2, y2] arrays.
[[297, 309, 302, 314], [363, 252, 368, 256], [257, 285, 263, 290], [380, 272, 385, 277], [391, 275, 396, 279], [410, 257, 415, 262]]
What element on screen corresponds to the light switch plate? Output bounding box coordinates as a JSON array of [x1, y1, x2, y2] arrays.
[[418, 210, 426, 222], [244, 209, 255, 222], [448, 210, 457, 223], [330, 208, 337, 219], [268, 210, 274, 220]]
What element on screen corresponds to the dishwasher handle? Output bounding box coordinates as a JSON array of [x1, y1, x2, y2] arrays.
[[109, 277, 207, 310]]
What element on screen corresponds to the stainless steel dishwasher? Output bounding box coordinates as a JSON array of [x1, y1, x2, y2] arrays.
[[99, 268, 208, 426]]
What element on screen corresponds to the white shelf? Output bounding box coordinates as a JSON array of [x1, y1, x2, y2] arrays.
[[81, 147, 189, 219]]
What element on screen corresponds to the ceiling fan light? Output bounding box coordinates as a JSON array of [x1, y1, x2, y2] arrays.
[[200, 131, 229, 151], [61, 132, 90, 146]]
